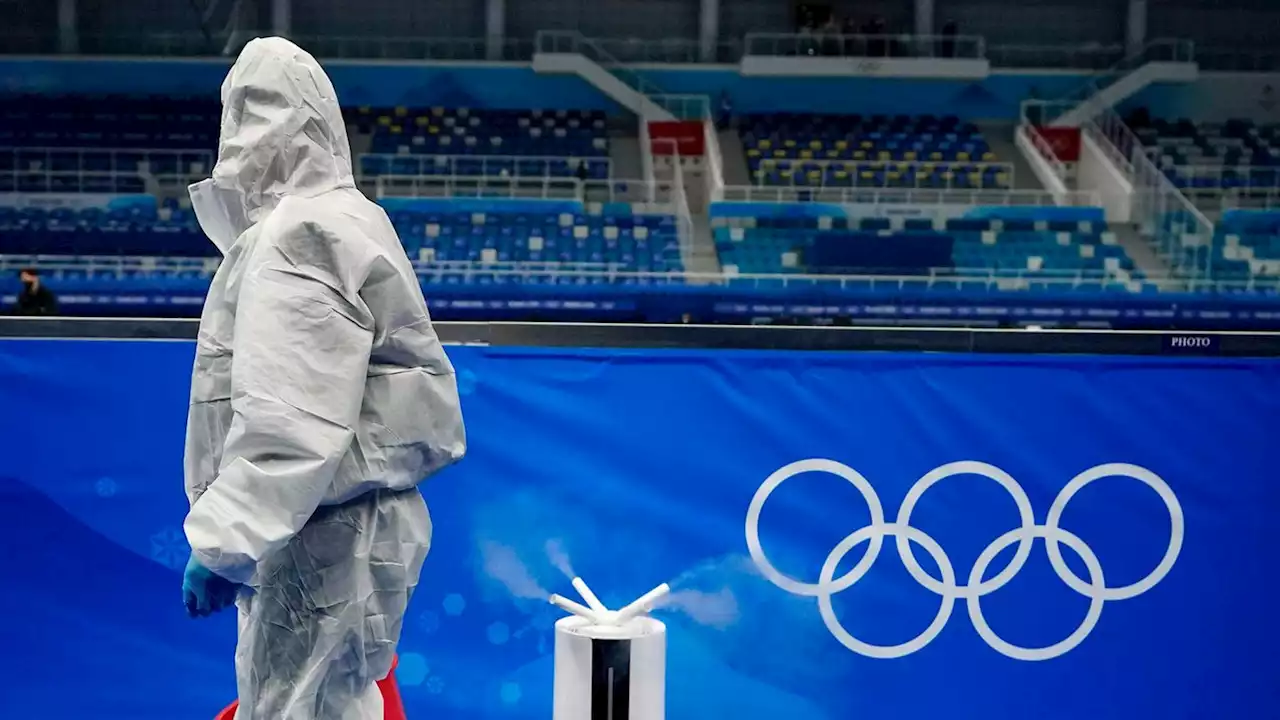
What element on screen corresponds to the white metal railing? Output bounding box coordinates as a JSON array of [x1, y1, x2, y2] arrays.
[[1022, 124, 1073, 183], [1045, 39, 1196, 126], [1159, 164, 1280, 189], [293, 35, 535, 61], [11, 253, 1280, 295], [649, 137, 695, 257], [717, 185, 1101, 207], [1222, 188, 1280, 211], [582, 179, 681, 207], [1194, 47, 1280, 73], [703, 107, 726, 203], [372, 175, 584, 201], [987, 44, 1126, 70], [1082, 107, 1215, 279], [535, 31, 665, 99], [358, 153, 612, 180], [742, 32, 986, 60], [650, 94, 710, 122], [574, 37, 743, 64], [751, 159, 1014, 189], [2, 146, 212, 173], [0, 170, 157, 194]]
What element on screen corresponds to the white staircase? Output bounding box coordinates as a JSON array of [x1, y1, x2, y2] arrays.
[[532, 32, 676, 122], [1049, 40, 1197, 128]]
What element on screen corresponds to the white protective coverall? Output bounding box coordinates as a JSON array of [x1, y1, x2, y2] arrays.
[[183, 37, 467, 719]]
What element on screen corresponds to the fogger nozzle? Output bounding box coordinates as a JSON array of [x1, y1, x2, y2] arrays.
[[613, 583, 671, 625], [571, 577, 608, 613], [548, 594, 602, 623]]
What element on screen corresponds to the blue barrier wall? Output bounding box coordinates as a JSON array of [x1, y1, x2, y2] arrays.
[[1, 339, 1278, 718]]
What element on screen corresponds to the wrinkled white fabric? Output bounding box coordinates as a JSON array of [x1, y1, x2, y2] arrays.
[[182, 36, 466, 720]]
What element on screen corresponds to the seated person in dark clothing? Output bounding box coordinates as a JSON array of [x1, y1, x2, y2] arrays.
[[15, 268, 57, 316]]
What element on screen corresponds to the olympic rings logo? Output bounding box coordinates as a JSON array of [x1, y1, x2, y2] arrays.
[[745, 460, 1184, 661]]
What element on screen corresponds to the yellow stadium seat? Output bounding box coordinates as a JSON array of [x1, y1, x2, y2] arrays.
[[759, 139, 772, 149], [431, 107, 445, 117], [394, 107, 408, 117], [377, 115, 392, 126], [969, 172, 980, 183], [774, 150, 787, 158], [800, 150, 814, 159], [835, 140, 849, 150], [835, 171, 849, 179], [861, 171, 874, 179], [904, 151, 918, 161], [748, 148, 761, 157], [957, 151, 971, 161], [861, 141, 873, 149], [930, 151, 943, 161], [997, 172, 1010, 184], [415, 116, 429, 127], [826, 149, 840, 159], [808, 170, 821, 180], [983, 151, 996, 161], [784, 139, 797, 148], [781, 170, 794, 179], [853, 150, 867, 160], [878, 151, 891, 161], [810, 140, 823, 150], [428, 125, 439, 134], [390, 125, 403, 135], [942, 171, 954, 180]]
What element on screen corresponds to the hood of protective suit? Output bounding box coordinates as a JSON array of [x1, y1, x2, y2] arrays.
[[198, 37, 354, 246]]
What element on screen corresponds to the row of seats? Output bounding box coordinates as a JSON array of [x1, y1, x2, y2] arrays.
[[358, 155, 610, 180], [1137, 117, 1280, 189], [751, 165, 1011, 189], [1200, 212, 1280, 281], [363, 107, 609, 158], [741, 113, 994, 171], [0, 174, 147, 194], [0, 204, 685, 273]]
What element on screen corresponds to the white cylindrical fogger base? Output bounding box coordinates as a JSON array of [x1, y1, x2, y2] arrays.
[[552, 616, 666, 720]]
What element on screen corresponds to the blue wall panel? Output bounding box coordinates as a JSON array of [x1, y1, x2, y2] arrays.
[[1, 339, 1278, 718]]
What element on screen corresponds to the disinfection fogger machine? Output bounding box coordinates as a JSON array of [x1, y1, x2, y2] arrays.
[[549, 578, 670, 720]]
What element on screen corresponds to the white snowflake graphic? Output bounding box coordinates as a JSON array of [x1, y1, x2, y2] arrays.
[[95, 477, 118, 498], [486, 621, 510, 645], [442, 593, 467, 616], [417, 611, 441, 634], [456, 368, 479, 396], [150, 527, 188, 569], [500, 682, 522, 705], [426, 676, 445, 695]]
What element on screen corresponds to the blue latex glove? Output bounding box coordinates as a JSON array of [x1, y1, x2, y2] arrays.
[[182, 553, 240, 618]]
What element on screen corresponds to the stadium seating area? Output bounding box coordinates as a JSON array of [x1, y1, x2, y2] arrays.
[[0, 97, 612, 187], [1137, 117, 1280, 190], [740, 113, 1009, 189], [1198, 212, 1280, 282], [713, 216, 1142, 290], [0, 200, 684, 284], [356, 107, 610, 180]]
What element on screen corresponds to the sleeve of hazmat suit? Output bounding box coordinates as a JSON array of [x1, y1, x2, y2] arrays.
[[184, 219, 374, 586]]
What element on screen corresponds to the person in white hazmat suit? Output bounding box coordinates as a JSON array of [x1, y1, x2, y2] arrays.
[[181, 37, 466, 719]]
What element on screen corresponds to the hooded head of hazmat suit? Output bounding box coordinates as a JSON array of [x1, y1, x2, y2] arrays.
[[182, 37, 466, 719]]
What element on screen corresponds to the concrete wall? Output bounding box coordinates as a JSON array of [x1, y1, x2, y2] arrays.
[[1076, 132, 1133, 223]]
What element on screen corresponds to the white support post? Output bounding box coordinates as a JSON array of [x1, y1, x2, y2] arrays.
[[1127, 0, 1147, 56], [699, 0, 720, 63], [915, 0, 934, 40], [57, 0, 78, 54], [486, 0, 506, 61], [271, 0, 291, 36]]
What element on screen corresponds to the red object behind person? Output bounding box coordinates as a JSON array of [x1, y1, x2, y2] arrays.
[[215, 656, 407, 720]]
